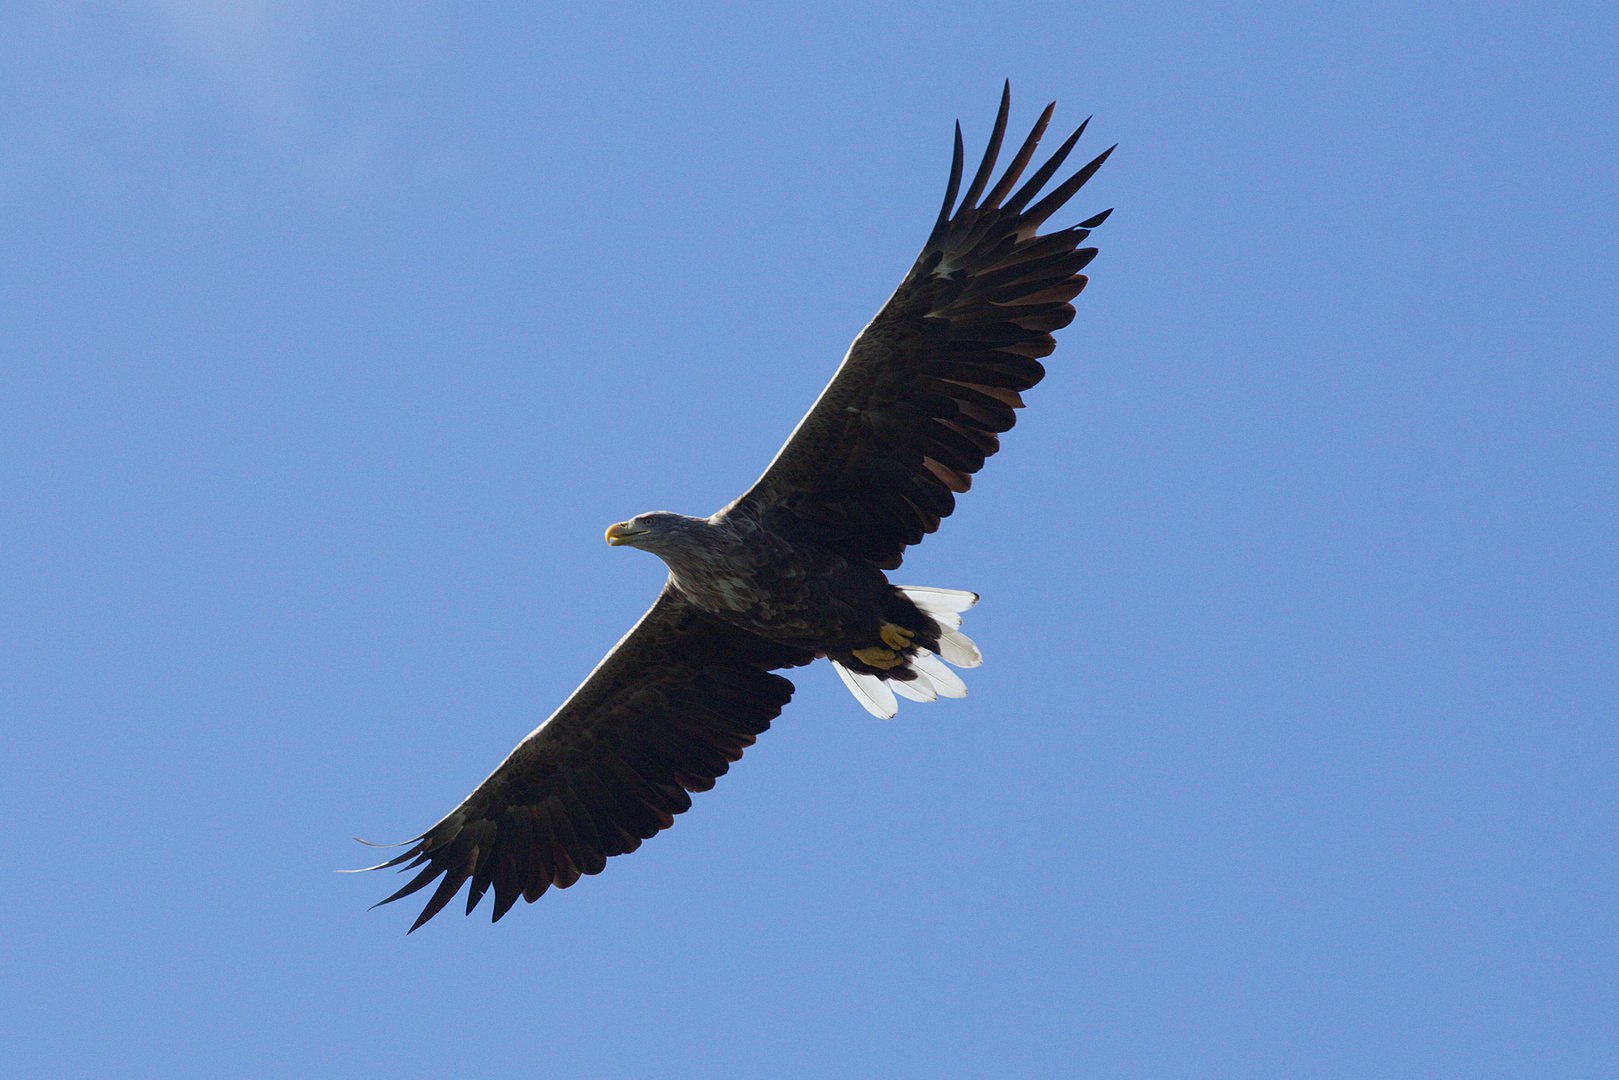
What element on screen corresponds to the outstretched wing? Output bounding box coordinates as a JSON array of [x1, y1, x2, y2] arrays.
[[361, 586, 814, 931], [725, 84, 1113, 570]]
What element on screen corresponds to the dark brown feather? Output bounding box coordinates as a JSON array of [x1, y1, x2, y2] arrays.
[[1004, 119, 1089, 216], [982, 102, 1055, 210], [957, 82, 1012, 213]]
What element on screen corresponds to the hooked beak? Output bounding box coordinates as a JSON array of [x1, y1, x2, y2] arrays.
[[605, 521, 642, 546]]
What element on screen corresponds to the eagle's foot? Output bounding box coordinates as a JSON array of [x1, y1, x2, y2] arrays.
[[852, 645, 904, 669], [879, 623, 915, 650]]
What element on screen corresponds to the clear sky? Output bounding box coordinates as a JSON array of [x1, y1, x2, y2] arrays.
[[2, 3, 1614, 1077]]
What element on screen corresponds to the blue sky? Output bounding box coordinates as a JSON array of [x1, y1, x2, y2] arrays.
[[2, 2, 1614, 1077]]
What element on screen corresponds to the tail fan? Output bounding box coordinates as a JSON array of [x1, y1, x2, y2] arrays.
[[832, 587, 983, 718]]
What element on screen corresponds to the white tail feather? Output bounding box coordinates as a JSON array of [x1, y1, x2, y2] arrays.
[[911, 650, 968, 697], [898, 586, 979, 614], [891, 673, 937, 702], [937, 627, 982, 668], [833, 661, 898, 718]]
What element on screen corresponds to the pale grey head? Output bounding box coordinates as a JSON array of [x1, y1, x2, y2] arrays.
[[605, 511, 745, 592], [604, 512, 712, 558]]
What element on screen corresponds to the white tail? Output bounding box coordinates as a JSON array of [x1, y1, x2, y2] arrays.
[[831, 587, 983, 718]]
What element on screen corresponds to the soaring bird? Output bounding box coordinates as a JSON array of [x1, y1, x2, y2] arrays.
[[358, 86, 1113, 930]]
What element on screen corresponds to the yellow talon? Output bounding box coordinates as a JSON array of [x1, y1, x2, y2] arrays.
[[879, 623, 915, 650], [852, 646, 904, 669]]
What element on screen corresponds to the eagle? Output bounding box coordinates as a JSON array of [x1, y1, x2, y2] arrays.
[[357, 85, 1113, 930]]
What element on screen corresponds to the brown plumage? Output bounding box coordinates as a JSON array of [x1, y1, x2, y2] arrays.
[[357, 85, 1112, 930]]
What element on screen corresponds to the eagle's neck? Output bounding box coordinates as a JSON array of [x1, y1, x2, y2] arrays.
[[654, 517, 762, 614]]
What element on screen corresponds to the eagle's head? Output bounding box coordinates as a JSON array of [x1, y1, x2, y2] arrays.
[[604, 511, 702, 554]]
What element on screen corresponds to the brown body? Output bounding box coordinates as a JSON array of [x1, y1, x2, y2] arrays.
[[608, 510, 940, 677]]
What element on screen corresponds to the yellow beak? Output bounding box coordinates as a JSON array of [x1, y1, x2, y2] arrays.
[[605, 522, 637, 546]]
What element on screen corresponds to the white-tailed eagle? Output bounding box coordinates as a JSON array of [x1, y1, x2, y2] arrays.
[[358, 85, 1113, 930]]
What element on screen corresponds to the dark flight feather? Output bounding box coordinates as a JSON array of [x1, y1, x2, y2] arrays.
[[363, 587, 814, 930], [732, 97, 1111, 570]]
